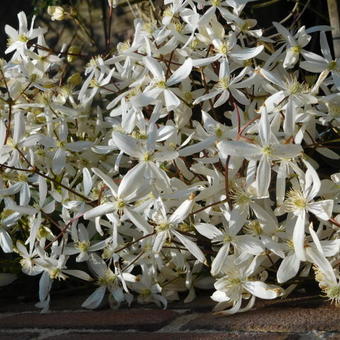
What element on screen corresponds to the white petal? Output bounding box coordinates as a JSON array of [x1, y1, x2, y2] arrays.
[[172, 229, 206, 263], [143, 56, 165, 80], [243, 281, 282, 299], [118, 163, 146, 200], [0, 230, 13, 253], [39, 272, 52, 303], [169, 199, 194, 224], [164, 89, 181, 111], [304, 160, 321, 200], [277, 253, 300, 283], [236, 235, 264, 255], [193, 90, 221, 105], [179, 136, 215, 157], [192, 55, 220, 67], [167, 58, 193, 86], [217, 140, 260, 159], [260, 69, 285, 88], [52, 149, 66, 174], [211, 243, 230, 276], [82, 168, 93, 196], [124, 207, 153, 234], [64, 270, 92, 281], [256, 156, 271, 198], [84, 202, 115, 219], [195, 223, 222, 239], [153, 231, 167, 253], [308, 200, 333, 220], [38, 176, 47, 207], [229, 45, 264, 60], [259, 107, 270, 145], [82, 286, 106, 309], [111, 132, 143, 158], [293, 213, 306, 261], [92, 168, 117, 196]]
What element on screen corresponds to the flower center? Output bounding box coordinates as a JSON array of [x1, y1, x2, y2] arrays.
[[327, 60, 337, 71], [18, 34, 29, 42], [98, 270, 117, 286], [156, 222, 171, 232], [156, 80, 167, 88], [290, 46, 301, 53], [211, 0, 221, 6], [217, 77, 229, 89], [75, 241, 90, 252], [326, 285, 340, 306]]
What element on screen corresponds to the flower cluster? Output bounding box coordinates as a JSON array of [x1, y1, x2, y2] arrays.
[[0, 1, 339, 314]]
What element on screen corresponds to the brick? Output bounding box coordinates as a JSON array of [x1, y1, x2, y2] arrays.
[[0, 309, 178, 331], [46, 332, 294, 340], [169, 294, 215, 312], [182, 300, 340, 333]]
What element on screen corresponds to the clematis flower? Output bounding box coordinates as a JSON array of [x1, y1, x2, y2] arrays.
[[211, 255, 283, 315], [277, 161, 334, 261], [217, 107, 302, 198], [135, 56, 193, 111], [5, 11, 46, 59]]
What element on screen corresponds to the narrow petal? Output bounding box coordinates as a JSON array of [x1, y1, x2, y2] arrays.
[[243, 281, 282, 299], [308, 200, 333, 220], [172, 230, 206, 263], [293, 213, 306, 261], [124, 207, 153, 234], [256, 155, 271, 198], [92, 168, 117, 197], [167, 58, 193, 86], [277, 253, 300, 283], [164, 89, 181, 111], [211, 243, 230, 276], [143, 56, 164, 80], [82, 286, 106, 309], [195, 223, 222, 239], [84, 203, 115, 219]]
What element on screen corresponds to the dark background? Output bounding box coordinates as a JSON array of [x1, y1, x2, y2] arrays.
[[0, 0, 331, 56]]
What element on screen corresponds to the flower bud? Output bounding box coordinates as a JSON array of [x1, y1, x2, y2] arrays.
[[107, 0, 118, 8], [67, 45, 81, 63], [47, 6, 65, 21], [67, 73, 82, 87]]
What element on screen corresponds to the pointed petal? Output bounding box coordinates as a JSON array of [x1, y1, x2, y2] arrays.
[[195, 223, 222, 239], [92, 168, 117, 197], [84, 203, 115, 219], [277, 253, 300, 283], [243, 281, 282, 299], [167, 58, 193, 86], [172, 229, 206, 263]]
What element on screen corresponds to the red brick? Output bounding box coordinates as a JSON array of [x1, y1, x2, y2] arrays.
[[46, 332, 293, 340], [0, 309, 178, 331], [182, 301, 340, 333]]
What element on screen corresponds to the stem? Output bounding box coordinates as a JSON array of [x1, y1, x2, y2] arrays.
[[190, 198, 228, 216], [122, 251, 144, 272], [327, 0, 340, 58], [44, 213, 85, 250], [329, 218, 340, 228], [115, 231, 156, 253]]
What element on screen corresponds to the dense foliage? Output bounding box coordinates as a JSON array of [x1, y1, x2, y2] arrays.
[[0, 0, 339, 314]]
